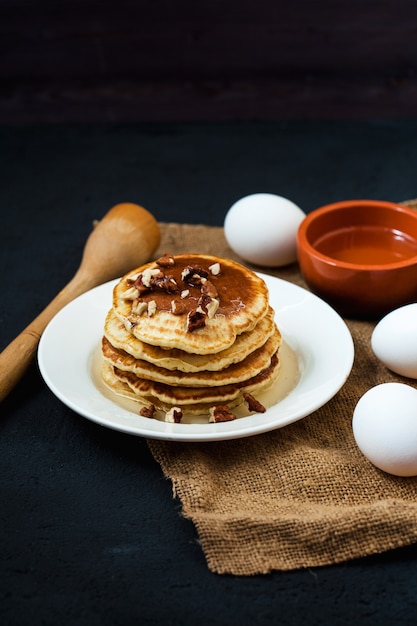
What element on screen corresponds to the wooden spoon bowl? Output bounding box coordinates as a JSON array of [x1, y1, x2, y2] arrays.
[[0, 202, 161, 402]]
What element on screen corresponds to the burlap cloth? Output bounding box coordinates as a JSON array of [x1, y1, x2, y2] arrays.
[[147, 202, 417, 576]]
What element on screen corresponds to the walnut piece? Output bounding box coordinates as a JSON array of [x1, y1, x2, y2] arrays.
[[141, 268, 162, 288], [182, 265, 209, 286], [123, 285, 140, 300], [186, 308, 206, 332], [132, 274, 151, 296], [131, 299, 148, 316], [209, 405, 237, 423], [243, 393, 266, 413], [198, 294, 219, 319], [150, 273, 179, 293], [140, 405, 156, 418], [165, 407, 183, 423], [205, 298, 219, 319], [209, 262, 221, 276], [147, 300, 157, 316], [156, 253, 175, 268]]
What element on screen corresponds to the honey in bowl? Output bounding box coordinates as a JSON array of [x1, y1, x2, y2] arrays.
[[313, 225, 417, 265]]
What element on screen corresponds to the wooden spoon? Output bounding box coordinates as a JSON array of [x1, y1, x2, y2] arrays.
[[0, 202, 161, 402]]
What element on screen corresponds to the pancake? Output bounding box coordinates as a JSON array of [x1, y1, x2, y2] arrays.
[[101, 326, 281, 387], [103, 306, 278, 373], [101, 253, 283, 422], [102, 351, 280, 415], [112, 254, 270, 354], [101, 361, 244, 415]]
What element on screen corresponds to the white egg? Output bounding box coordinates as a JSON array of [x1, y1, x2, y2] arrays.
[[224, 193, 305, 267], [352, 382, 417, 476], [372, 303, 417, 378]]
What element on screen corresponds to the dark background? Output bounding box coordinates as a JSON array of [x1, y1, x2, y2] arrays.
[[2, 0, 417, 124], [2, 2, 417, 625]]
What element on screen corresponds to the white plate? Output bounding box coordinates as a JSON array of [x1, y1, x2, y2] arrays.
[[38, 274, 354, 442]]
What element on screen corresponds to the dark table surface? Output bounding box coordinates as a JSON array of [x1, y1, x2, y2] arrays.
[[2, 120, 417, 626]]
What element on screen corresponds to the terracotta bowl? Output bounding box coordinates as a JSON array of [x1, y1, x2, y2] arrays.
[[296, 200, 417, 319]]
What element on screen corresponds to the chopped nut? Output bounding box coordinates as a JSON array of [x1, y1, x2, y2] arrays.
[[180, 289, 190, 299], [181, 268, 190, 281], [243, 393, 266, 413], [209, 262, 221, 276], [186, 308, 206, 332], [198, 294, 219, 319], [156, 253, 175, 268], [205, 298, 219, 319], [131, 299, 148, 316], [182, 265, 209, 286], [198, 294, 211, 309], [147, 300, 157, 316], [189, 273, 206, 286], [165, 407, 183, 423], [171, 299, 186, 315], [209, 405, 237, 423], [133, 274, 151, 296], [123, 285, 140, 300], [141, 268, 162, 288], [140, 404, 156, 418], [201, 280, 218, 298], [150, 273, 179, 293]]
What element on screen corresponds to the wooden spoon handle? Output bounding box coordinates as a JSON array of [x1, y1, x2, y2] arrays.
[[0, 277, 88, 403], [0, 326, 44, 403], [0, 202, 160, 403]]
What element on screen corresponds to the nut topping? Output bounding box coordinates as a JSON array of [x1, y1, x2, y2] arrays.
[[133, 273, 152, 296], [205, 298, 219, 319], [141, 268, 162, 288], [209, 405, 237, 422], [127, 257, 224, 323], [131, 299, 148, 316], [149, 273, 179, 294], [147, 300, 157, 316], [186, 308, 206, 332], [165, 407, 183, 423], [123, 285, 140, 300], [209, 262, 221, 276], [243, 393, 266, 413], [198, 294, 219, 319], [182, 265, 209, 286], [156, 253, 175, 268], [140, 404, 156, 418]]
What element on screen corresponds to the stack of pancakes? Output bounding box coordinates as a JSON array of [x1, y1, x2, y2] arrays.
[[101, 253, 281, 422]]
